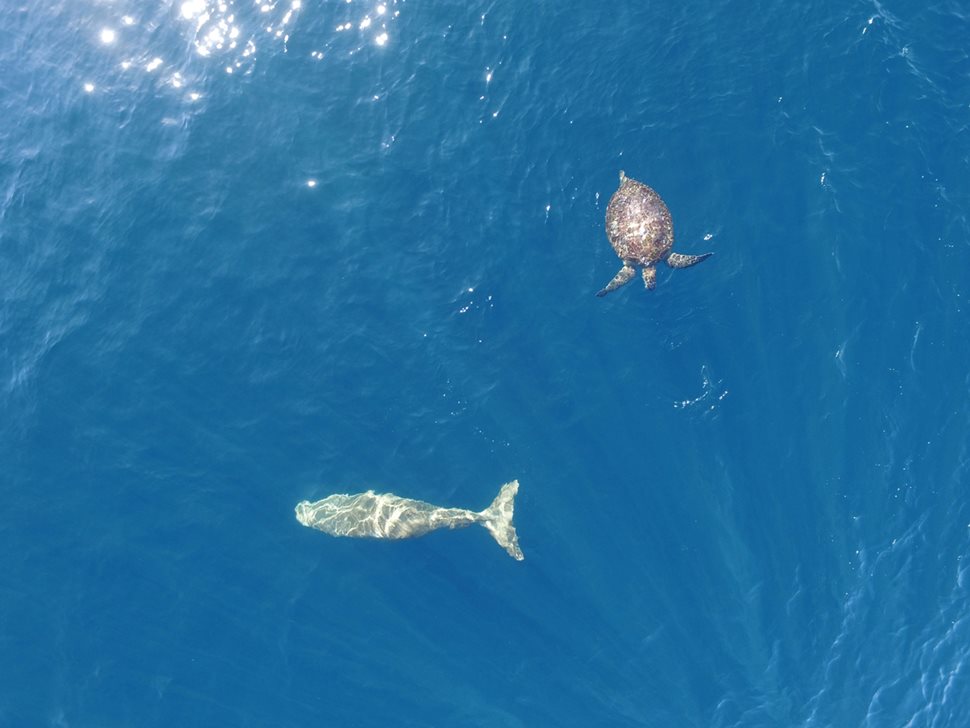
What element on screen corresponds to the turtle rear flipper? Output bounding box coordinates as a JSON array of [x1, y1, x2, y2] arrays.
[[667, 252, 713, 269], [596, 264, 636, 297]]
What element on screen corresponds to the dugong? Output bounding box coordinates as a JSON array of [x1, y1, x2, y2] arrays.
[[295, 480, 524, 560]]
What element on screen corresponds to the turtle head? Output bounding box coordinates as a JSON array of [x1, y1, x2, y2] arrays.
[[619, 170, 626, 183]]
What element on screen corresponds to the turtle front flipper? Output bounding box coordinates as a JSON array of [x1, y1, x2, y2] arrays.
[[596, 264, 636, 297], [666, 252, 713, 269]]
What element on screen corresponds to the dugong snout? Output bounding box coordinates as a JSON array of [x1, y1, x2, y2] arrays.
[[294, 501, 312, 527]]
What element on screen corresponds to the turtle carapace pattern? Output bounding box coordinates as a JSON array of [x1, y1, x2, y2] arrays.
[[596, 171, 713, 296]]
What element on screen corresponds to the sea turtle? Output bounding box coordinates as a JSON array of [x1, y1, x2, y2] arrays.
[[596, 171, 713, 296]]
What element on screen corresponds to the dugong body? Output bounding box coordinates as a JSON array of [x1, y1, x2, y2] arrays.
[[295, 480, 524, 560]]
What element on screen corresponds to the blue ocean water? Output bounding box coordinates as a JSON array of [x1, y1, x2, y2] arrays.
[[2, 0, 970, 725]]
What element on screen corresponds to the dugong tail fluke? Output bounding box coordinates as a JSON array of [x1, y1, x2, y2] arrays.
[[294, 479, 525, 560], [480, 480, 524, 561]]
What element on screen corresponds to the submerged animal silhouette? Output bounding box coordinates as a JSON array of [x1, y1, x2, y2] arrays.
[[597, 170, 713, 295], [295, 480, 524, 560]]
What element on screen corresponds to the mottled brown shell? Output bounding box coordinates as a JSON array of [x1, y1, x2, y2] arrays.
[[604, 173, 673, 265]]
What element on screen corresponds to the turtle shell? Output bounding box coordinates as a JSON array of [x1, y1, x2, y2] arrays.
[[604, 175, 673, 265]]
